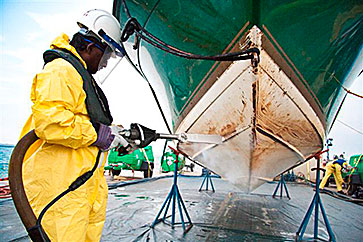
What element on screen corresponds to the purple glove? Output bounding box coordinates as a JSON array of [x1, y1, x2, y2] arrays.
[[93, 123, 115, 151]]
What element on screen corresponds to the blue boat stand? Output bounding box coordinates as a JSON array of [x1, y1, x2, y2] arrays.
[[296, 149, 336, 241], [199, 169, 215, 192], [272, 173, 290, 199], [151, 146, 193, 233]]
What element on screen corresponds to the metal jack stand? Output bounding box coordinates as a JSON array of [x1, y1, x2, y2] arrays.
[[151, 146, 193, 233], [296, 149, 336, 242], [199, 169, 215, 192], [272, 173, 290, 199]]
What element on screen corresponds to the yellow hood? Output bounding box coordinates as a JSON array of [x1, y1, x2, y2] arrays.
[[50, 33, 87, 68]]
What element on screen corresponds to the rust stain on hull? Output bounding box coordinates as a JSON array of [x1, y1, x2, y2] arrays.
[[177, 26, 324, 192], [256, 67, 322, 155], [220, 122, 238, 136]]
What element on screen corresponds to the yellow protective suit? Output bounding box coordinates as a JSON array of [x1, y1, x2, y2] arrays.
[[319, 162, 344, 192], [20, 33, 108, 241]]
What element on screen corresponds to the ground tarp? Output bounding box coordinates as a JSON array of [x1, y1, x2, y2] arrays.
[[1, 176, 362, 241]]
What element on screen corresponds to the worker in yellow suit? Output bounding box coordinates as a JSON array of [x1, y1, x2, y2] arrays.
[[319, 155, 350, 195], [20, 10, 133, 241]]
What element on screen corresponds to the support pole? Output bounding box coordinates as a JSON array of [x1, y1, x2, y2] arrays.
[[296, 149, 336, 241], [272, 173, 290, 199], [151, 146, 193, 233], [199, 169, 215, 192]]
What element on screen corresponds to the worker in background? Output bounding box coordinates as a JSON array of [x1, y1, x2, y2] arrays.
[[319, 154, 351, 195], [19, 9, 150, 241]]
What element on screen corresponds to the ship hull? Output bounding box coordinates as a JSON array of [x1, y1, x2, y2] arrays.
[[176, 26, 324, 191], [113, 0, 363, 191]]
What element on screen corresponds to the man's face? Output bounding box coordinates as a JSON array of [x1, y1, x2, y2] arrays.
[[85, 43, 105, 74]]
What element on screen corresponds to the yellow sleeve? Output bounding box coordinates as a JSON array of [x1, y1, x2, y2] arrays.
[[31, 58, 98, 149]]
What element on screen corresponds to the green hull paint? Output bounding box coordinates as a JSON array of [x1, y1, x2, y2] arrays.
[[113, 0, 362, 131]]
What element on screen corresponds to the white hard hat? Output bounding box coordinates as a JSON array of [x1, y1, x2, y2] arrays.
[[78, 9, 126, 84], [77, 9, 122, 51]]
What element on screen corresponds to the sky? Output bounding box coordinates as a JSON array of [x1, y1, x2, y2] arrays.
[[0, 0, 172, 166], [0, 0, 362, 162]]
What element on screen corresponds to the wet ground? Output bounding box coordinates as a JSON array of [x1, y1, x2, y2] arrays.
[[1, 176, 362, 241]]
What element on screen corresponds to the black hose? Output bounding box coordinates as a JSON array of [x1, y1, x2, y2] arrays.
[[9, 129, 102, 241], [35, 150, 102, 241], [120, 0, 260, 63]]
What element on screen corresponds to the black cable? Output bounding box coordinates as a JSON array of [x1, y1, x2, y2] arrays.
[[139, 23, 259, 59], [119, 0, 259, 136], [147, 82, 173, 134], [36, 150, 102, 240], [121, 0, 132, 18], [136, 31, 259, 61], [132, 0, 173, 135], [120, 0, 260, 63]]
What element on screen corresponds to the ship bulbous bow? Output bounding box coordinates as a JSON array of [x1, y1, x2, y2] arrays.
[[177, 27, 323, 192]]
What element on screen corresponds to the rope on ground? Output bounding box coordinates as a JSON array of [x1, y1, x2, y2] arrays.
[[320, 189, 363, 206], [108, 175, 174, 190], [108, 173, 216, 190]]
